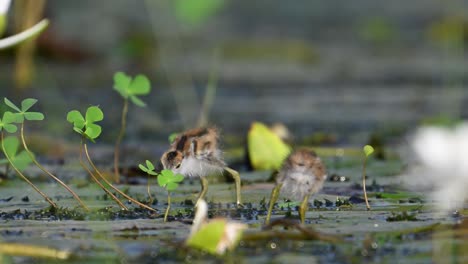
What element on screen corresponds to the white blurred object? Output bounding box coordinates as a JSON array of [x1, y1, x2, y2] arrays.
[[406, 123, 468, 212], [0, 0, 11, 15]]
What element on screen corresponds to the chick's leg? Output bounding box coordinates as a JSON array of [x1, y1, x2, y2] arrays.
[[299, 194, 311, 224], [195, 176, 209, 207], [265, 183, 282, 225], [224, 167, 242, 207]]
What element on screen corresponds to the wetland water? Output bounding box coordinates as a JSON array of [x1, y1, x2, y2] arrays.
[[0, 154, 466, 263]]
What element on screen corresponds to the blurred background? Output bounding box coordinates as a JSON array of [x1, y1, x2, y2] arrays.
[[1, 0, 467, 149]]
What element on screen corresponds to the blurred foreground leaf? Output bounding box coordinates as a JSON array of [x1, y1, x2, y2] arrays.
[[248, 122, 290, 170]]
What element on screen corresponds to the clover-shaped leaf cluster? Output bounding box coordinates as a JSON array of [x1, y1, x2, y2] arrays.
[[138, 160, 158, 176], [0, 136, 33, 172], [4, 98, 44, 123], [158, 169, 184, 191], [67, 106, 103, 141], [0, 111, 18, 133], [113, 72, 151, 107]]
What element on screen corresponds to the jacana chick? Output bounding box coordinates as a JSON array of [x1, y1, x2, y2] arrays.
[[161, 127, 242, 207], [266, 148, 327, 224]]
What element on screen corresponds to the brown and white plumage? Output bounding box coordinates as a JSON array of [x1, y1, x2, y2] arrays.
[[266, 148, 327, 224], [161, 127, 242, 206], [276, 149, 327, 200]]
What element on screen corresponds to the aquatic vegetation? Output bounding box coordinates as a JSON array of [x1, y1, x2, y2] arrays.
[[0, 136, 32, 174], [386, 211, 419, 222], [406, 124, 468, 213], [362, 145, 374, 210], [186, 199, 247, 255], [4, 98, 89, 210], [67, 106, 156, 212], [158, 168, 184, 222], [138, 160, 158, 203], [0, 110, 56, 207], [113, 72, 151, 183], [247, 122, 290, 170]]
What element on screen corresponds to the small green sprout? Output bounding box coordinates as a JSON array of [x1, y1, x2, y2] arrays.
[[4, 98, 88, 210], [113, 71, 151, 183], [362, 144, 374, 210], [156, 168, 184, 222], [138, 160, 158, 203], [67, 106, 156, 212], [67, 106, 103, 142]]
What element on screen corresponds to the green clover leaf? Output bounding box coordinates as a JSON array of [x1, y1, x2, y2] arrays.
[[157, 169, 184, 191], [0, 111, 18, 133], [113, 72, 151, 107], [66, 106, 104, 142], [138, 160, 158, 176], [4, 98, 45, 123], [2, 136, 33, 172]]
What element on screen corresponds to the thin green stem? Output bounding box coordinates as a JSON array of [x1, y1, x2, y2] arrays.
[[114, 98, 128, 183], [79, 138, 128, 210], [20, 123, 89, 211], [164, 191, 171, 222], [84, 143, 157, 212], [1, 132, 57, 208], [362, 156, 371, 210]]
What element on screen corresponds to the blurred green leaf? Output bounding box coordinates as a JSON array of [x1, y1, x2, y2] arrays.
[[174, 0, 225, 26], [24, 112, 44, 121], [145, 160, 154, 171], [113, 72, 151, 107], [113, 72, 131, 98], [21, 98, 38, 111], [2, 136, 33, 172], [129, 95, 146, 107], [0, 15, 5, 37], [139, 160, 158, 176], [247, 122, 290, 170], [0, 112, 18, 133], [363, 145, 374, 157], [129, 75, 151, 95], [158, 169, 184, 191], [186, 219, 226, 255]]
